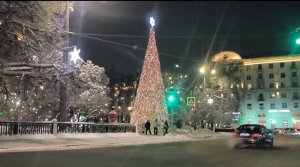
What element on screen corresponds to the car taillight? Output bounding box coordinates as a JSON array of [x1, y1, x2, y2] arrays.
[[232, 131, 238, 137], [252, 133, 260, 138]]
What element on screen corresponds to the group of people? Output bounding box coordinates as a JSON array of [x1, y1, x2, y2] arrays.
[[144, 119, 169, 135]]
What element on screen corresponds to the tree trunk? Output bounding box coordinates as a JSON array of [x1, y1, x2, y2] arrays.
[[58, 81, 68, 122]]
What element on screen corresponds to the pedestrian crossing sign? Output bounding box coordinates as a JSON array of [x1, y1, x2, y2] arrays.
[[186, 97, 196, 107]]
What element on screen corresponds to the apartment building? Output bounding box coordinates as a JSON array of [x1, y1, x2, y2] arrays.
[[242, 55, 300, 129], [212, 51, 300, 129]]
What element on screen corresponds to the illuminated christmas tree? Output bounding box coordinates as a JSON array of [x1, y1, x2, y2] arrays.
[[130, 17, 168, 130]]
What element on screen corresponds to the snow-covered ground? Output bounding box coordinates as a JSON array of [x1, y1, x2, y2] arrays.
[[0, 129, 230, 153]]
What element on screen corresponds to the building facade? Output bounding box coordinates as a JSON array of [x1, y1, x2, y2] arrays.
[[241, 56, 300, 129], [211, 51, 300, 129]]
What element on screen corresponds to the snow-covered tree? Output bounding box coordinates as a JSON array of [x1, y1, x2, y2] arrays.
[[69, 60, 111, 121], [0, 1, 69, 121], [193, 73, 239, 130]]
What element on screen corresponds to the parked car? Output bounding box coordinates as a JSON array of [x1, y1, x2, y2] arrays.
[[232, 124, 273, 148], [291, 129, 300, 136], [277, 128, 286, 135]]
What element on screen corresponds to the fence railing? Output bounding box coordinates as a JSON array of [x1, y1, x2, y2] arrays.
[[0, 121, 136, 136]]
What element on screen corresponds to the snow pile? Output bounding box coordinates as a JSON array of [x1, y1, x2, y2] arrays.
[[0, 132, 229, 153]]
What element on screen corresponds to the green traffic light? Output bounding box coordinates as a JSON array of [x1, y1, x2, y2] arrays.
[[168, 95, 174, 102], [296, 38, 300, 45]]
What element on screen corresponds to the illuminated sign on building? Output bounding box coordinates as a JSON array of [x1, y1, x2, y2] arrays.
[[268, 110, 290, 113]]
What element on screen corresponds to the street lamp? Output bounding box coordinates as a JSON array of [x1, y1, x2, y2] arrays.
[[211, 69, 216, 75], [199, 67, 205, 74]]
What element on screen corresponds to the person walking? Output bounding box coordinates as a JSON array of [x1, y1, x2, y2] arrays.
[[153, 118, 158, 135], [145, 120, 152, 135], [163, 120, 169, 135]]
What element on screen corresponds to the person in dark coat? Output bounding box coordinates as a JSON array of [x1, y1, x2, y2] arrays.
[[164, 120, 169, 135], [153, 118, 158, 135], [145, 120, 152, 135]]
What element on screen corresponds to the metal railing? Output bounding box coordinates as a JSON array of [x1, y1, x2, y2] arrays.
[[0, 121, 53, 135], [0, 121, 136, 136]]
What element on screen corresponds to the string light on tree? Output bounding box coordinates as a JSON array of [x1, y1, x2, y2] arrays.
[[131, 17, 168, 129]]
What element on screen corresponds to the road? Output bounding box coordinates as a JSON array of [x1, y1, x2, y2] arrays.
[[0, 135, 299, 167]]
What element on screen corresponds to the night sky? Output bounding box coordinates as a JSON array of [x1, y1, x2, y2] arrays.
[[69, 1, 300, 77]]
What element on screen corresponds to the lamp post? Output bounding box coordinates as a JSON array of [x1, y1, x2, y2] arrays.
[[199, 66, 216, 93]]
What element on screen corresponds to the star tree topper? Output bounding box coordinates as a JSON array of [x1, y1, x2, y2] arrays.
[[150, 17, 155, 28]]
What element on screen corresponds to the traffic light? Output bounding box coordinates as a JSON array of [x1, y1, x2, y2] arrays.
[[168, 94, 175, 102], [194, 106, 197, 113], [166, 87, 179, 106]]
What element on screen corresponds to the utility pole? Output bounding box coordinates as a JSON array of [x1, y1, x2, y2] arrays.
[[58, 1, 70, 122]]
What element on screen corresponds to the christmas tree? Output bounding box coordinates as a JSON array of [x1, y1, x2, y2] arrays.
[[130, 17, 168, 131]]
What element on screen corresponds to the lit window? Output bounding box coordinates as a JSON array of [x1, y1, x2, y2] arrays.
[[270, 93, 276, 98], [247, 84, 252, 90]]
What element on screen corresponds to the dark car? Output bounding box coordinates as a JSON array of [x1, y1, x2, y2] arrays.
[[232, 124, 273, 148]]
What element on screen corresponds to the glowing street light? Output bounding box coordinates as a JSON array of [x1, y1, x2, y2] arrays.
[[211, 69, 216, 74], [199, 67, 205, 74]]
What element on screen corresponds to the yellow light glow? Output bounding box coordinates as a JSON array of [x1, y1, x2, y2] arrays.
[[199, 67, 205, 74]]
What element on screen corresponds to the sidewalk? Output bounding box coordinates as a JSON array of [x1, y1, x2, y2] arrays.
[[0, 129, 230, 153]]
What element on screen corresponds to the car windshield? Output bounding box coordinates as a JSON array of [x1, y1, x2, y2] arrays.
[[238, 125, 261, 133]]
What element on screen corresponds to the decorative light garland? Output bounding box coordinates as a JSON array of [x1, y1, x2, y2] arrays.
[[130, 18, 168, 128]]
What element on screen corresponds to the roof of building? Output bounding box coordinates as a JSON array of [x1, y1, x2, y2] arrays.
[[243, 54, 300, 65], [212, 51, 242, 62]]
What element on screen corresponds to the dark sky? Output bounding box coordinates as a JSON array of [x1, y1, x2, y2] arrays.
[[70, 1, 300, 77]]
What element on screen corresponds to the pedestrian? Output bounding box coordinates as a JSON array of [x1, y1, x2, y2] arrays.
[[164, 120, 169, 135], [153, 118, 158, 135], [145, 120, 152, 135]]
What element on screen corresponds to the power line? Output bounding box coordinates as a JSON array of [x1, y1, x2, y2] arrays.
[[69, 31, 199, 62], [72, 32, 289, 39]]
